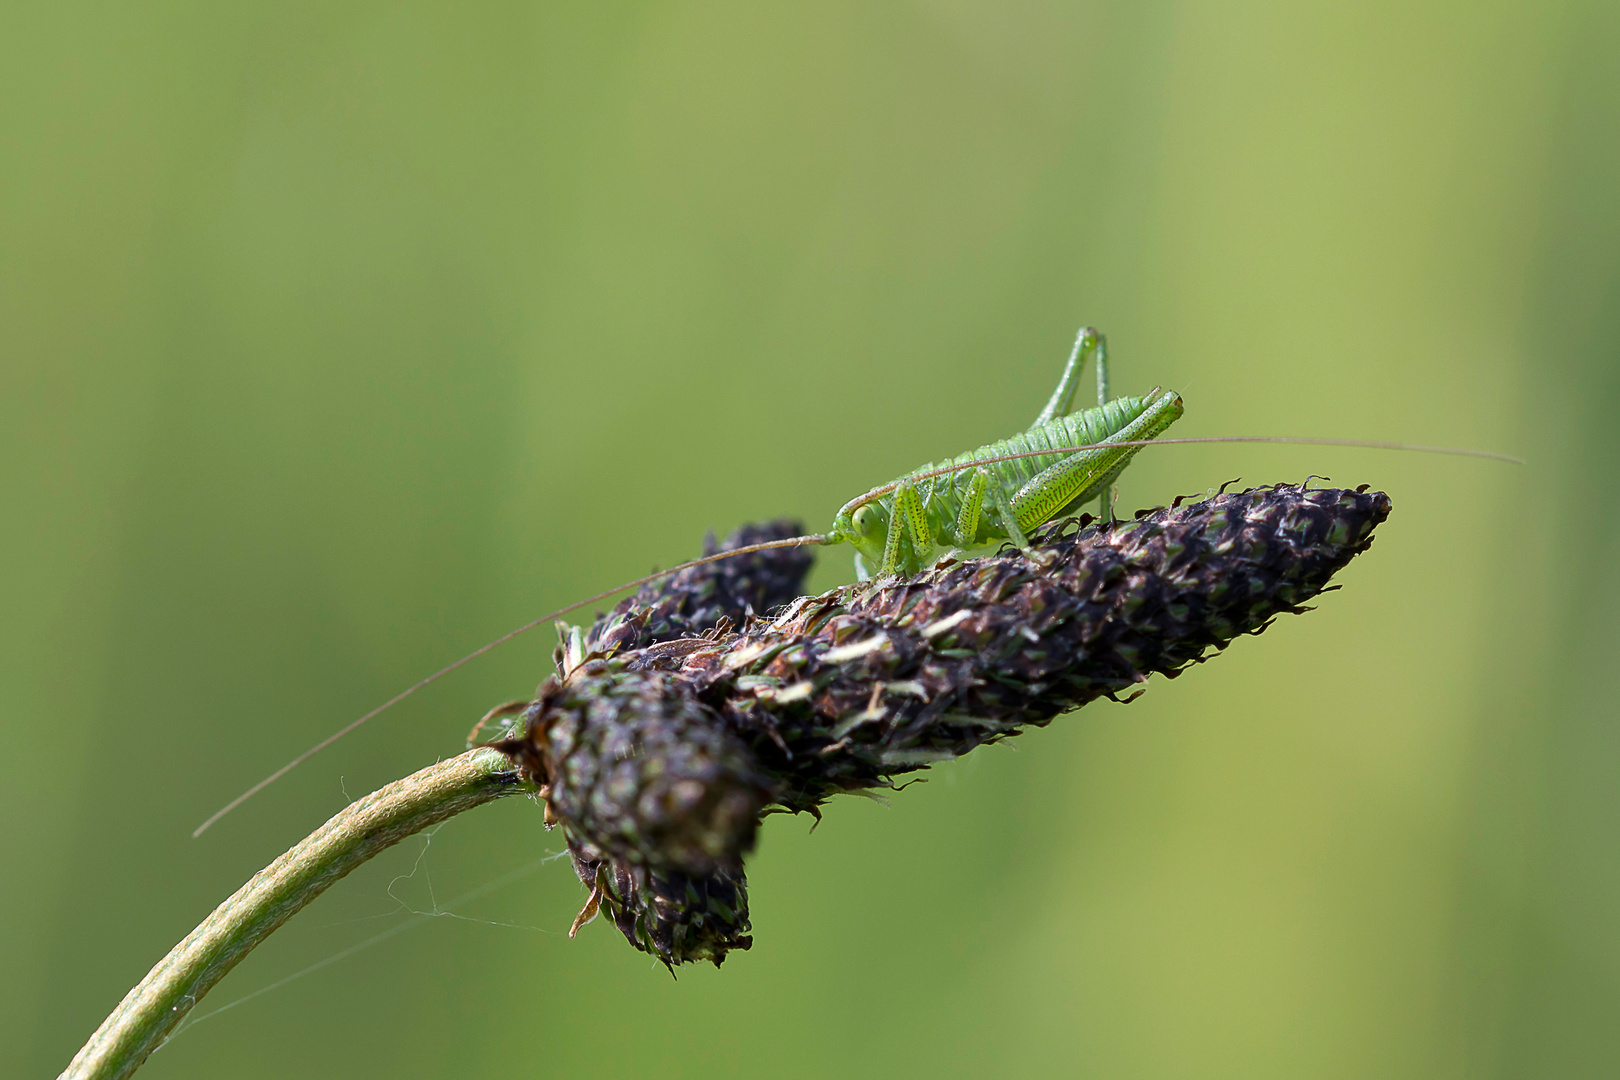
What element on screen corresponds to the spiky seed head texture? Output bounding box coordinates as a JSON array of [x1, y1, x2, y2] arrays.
[[567, 834, 753, 968], [503, 486, 1390, 966], [525, 668, 772, 874], [508, 520, 815, 967], [678, 484, 1391, 812]]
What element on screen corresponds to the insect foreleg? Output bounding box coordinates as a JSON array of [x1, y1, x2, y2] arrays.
[[880, 480, 935, 576], [1033, 326, 1105, 428]]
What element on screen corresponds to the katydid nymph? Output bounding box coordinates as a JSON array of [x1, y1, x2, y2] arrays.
[[192, 325, 1516, 836], [826, 327, 1179, 580]]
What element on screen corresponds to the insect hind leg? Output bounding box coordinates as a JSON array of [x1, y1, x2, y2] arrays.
[[1033, 326, 1107, 428], [1090, 334, 1115, 521], [1092, 333, 1110, 409], [1032, 326, 1115, 520]]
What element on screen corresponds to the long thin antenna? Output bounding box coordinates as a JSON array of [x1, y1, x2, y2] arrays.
[[191, 533, 829, 836], [196, 431, 1520, 836]]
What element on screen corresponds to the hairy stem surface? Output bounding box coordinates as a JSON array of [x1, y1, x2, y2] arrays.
[[60, 748, 525, 1080]]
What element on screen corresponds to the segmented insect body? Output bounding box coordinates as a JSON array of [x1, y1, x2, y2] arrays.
[[827, 328, 1184, 578]]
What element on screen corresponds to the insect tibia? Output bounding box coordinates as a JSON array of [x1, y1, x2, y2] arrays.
[[1033, 325, 1106, 427]]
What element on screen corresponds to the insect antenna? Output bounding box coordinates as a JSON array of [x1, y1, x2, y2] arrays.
[[191, 532, 832, 837]]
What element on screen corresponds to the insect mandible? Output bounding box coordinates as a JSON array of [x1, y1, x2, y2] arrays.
[[192, 324, 1516, 835]]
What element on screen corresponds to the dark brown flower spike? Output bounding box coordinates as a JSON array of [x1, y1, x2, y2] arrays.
[[502, 485, 1390, 967]]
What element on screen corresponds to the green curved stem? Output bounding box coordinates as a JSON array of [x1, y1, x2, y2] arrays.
[[59, 747, 526, 1080]]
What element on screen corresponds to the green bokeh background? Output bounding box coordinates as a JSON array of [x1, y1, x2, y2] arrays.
[[6, 3, 1618, 1077]]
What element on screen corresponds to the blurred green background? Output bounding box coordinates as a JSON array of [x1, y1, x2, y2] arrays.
[[5, 2, 1618, 1077]]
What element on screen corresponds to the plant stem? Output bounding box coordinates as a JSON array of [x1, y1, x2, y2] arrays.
[[59, 747, 526, 1080]]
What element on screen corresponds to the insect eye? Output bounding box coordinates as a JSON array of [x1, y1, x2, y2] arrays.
[[852, 506, 878, 536]]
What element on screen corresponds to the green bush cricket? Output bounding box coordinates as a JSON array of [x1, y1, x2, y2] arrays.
[[827, 327, 1179, 579]]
